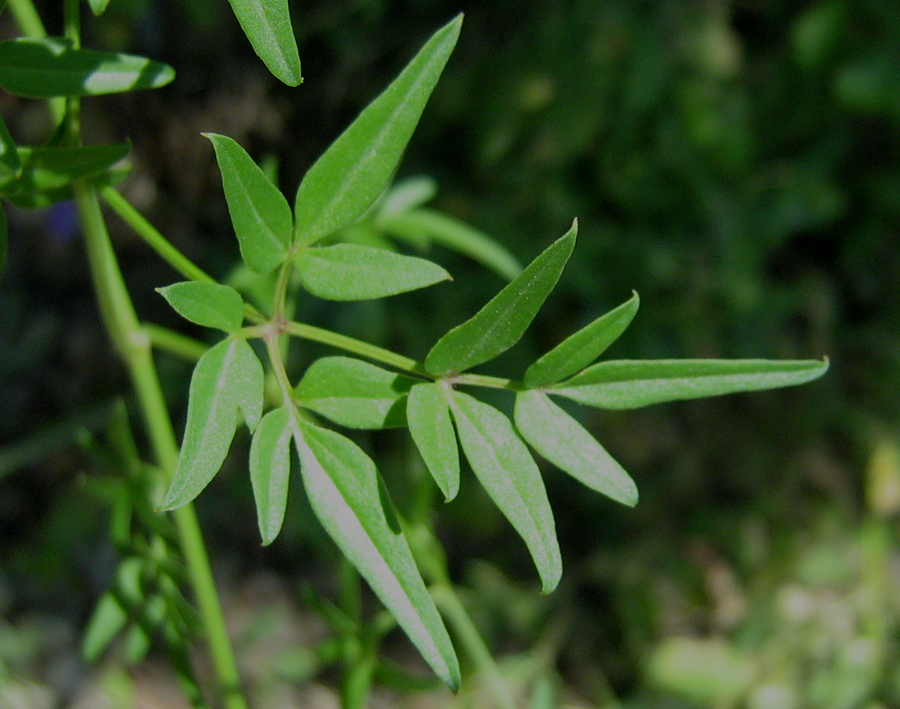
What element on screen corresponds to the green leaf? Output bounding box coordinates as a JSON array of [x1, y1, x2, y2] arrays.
[[514, 390, 637, 507], [293, 16, 461, 246], [294, 417, 460, 689], [377, 208, 522, 281], [157, 281, 245, 333], [0, 205, 6, 279], [205, 133, 293, 273], [249, 406, 293, 545], [406, 382, 459, 501], [87, 0, 113, 15], [160, 338, 264, 510], [294, 356, 415, 429], [3, 143, 130, 194], [525, 292, 639, 388], [376, 176, 438, 217], [425, 222, 577, 376], [0, 38, 174, 97], [0, 114, 20, 186], [449, 391, 561, 592], [225, 0, 301, 86], [550, 358, 830, 410], [83, 592, 128, 662], [294, 244, 450, 301]]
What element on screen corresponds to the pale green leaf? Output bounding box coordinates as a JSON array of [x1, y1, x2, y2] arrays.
[[160, 338, 264, 510], [525, 292, 639, 388], [294, 244, 450, 300], [294, 356, 415, 428], [205, 133, 293, 273], [87, 0, 113, 15], [551, 358, 830, 410], [0, 113, 20, 186], [514, 390, 637, 507], [157, 281, 244, 333], [376, 176, 438, 217], [249, 406, 293, 545], [293, 16, 461, 245], [407, 382, 459, 501], [449, 391, 561, 592], [293, 416, 460, 689], [226, 0, 301, 86], [425, 222, 577, 376], [83, 592, 128, 662]]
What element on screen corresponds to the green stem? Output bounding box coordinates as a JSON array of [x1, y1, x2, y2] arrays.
[[145, 323, 208, 362]]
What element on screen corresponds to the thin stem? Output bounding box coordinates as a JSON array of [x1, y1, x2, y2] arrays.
[[145, 323, 208, 362], [454, 372, 521, 391]]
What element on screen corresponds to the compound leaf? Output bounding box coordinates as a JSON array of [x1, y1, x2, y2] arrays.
[[550, 358, 830, 410], [293, 15, 461, 246], [450, 390, 561, 592], [225, 0, 301, 86], [249, 406, 293, 545], [157, 281, 244, 333], [514, 390, 637, 507], [294, 417, 460, 689], [294, 243, 450, 300], [205, 133, 293, 273], [525, 291, 639, 388], [294, 356, 415, 429], [425, 222, 577, 376], [407, 382, 459, 501]]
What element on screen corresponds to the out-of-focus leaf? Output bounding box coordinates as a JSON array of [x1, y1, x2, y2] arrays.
[[425, 222, 577, 376], [514, 390, 637, 507], [294, 356, 415, 429], [205, 133, 292, 273], [0, 204, 6, 278], [406, 382, 459, 501], [225, 0, 301, 86], [159, 338, 264, 510], [550, 358, 829, 409], [83, 592, 128, 662], [450, 390, 561, 592], [0, 113, 20, 186], [0, 38, 174, 97], [294, 244, 450, 300], [157, 281, 244, 333], [524, 292, 639, 388], [376, 176, 438, 217], [4, 143, 130, 193], [87, 0, 113, 16], [2, 164, 130, 208], [294, 417, 460, 689], [249, 406, 293, 544], [293, 16, 461, 246]]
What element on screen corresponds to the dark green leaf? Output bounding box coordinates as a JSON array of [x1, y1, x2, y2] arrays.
[[425, 222, 577, 376], [293, 16, 461, 246], [7, 143, 130, 192], [450, 391, 561, 592], [294, 417, 460, 689], [249, 406, 293, 545], [525, 292, 639, 388], [294, 244, 450, 300], [514, 390, 637, 507], [157, 281, 244, 333], [294, 356, 414, 429], [225, 0, 301, 86], [0, 205, 6, 278], [205, 133, 293, 273], [0, 114, 20, 186], [160, 338, 264, 510], [0, 38, 174, 97], [406, 382, 459, 501], [551, 358, 830, 410]]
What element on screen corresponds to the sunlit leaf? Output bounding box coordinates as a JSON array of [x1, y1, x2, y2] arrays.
[[293, 16, 461, 245], [450, 390, 561, 592], [406, 382, 459, 501], [294, 243, 450, 300], [249, 406, 293, 545], [550, 358, 830, 410], [514, 390, 637, 507], [225, 0, 301, 86], [157, 281, 244, 333], [205, 133, 292, 273], [425, 222, 577, 376]]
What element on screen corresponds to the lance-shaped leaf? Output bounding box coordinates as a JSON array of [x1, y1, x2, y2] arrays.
[[293, 417, 460, 689], [514, 390, 637, 507], [0, 114, 20, 186], [407, 382, 459, 501], [294, 356, 415, 429], [249, 406, 293, 545], [83, 591, 128, 662], [157, 281, 244, 333], [205, 133, 293, 273], [226, 0, 301, 86], [376, 176, 438, 218], [425, 222, 577, 376], [7, 143, 130, 193], [160, 338, 264, 510], [525, 291, 640, 388], [449, 391, 561, 592], [294, 243, 450, 300], [550, 358, 830, 410], [0, 38, 174, 97], [87, 0, 112, 15], [293, 15, 461, 246]]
